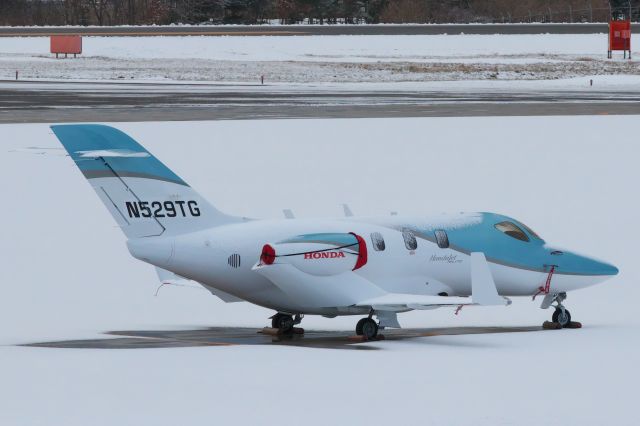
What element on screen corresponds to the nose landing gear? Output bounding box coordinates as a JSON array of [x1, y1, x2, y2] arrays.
[[540, 292, 581, 329]]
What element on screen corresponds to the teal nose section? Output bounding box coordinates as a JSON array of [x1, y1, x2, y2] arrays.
[[597, 261, 619, 276], [555, 251, 619, 276], [580, 257, 618, 276]]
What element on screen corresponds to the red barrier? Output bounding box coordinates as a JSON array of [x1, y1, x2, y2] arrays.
[[608, 20, 631, 59], [50, 35, 82, 58]]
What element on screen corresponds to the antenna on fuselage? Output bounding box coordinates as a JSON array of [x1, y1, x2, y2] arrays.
[[342, 204, 354, 217], [283, 209, 295, 219]]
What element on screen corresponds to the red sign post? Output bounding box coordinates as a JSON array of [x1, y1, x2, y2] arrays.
[[608, 20, 631, 59]]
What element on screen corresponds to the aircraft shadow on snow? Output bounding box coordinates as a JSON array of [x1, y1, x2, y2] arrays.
[[23, 326, 542, 351]]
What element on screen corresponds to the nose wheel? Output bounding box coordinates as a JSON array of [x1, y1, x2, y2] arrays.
[[552, 307, 572, 327]]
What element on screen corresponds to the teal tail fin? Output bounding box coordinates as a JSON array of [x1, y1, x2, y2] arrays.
[[52, 124, 239, 238]]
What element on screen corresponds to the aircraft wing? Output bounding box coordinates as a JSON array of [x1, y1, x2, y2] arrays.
[[355, 253, 510, 311], [354, 293, 472, 311], [253, 251, 509, 311]]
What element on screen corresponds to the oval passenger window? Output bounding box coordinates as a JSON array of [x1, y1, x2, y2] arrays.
[[370, 232, 386, 251], [402, 229, 417, 251], [434, 229, 449, 249]]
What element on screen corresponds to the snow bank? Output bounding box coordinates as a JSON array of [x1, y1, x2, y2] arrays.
[[0, 34, 627, 61], [0, 34, 637, 83]]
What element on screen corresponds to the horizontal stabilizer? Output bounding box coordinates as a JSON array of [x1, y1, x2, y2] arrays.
[[156, 266, 188, 284], [77, 149, 150, 158], [155, 267, 244, 303], [206, 286, 245, 303]]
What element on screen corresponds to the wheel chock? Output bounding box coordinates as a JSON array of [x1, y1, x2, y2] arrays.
[[347, 334, 386, 342], [542, 321, 562, 330], [564, 321, 582, 329], [259, 327, 305, 336]]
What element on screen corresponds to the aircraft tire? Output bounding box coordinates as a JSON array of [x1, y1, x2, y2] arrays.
[[272, 313, 294, 333], [355, 318, 367, 335], [552, 308, 571, 327], [359, 318, 378, 340]]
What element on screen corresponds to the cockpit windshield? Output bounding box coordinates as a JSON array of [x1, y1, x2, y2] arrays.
[[516, 221, 542, 241], [495, 221, 530, 242]]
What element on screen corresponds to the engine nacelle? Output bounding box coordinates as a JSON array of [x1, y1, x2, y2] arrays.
[[259, 232, 367, 276]]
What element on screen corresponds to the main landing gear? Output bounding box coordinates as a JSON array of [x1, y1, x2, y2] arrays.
[[270, 313, 304, 334], [355, 311, 386, 341], [355, 317, 378, 340]]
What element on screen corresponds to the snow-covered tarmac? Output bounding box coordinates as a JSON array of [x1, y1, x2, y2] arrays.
[[1, 116, 637, 425]]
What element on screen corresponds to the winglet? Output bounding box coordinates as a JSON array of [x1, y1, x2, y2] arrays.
[[471, 252, 510, 306], [342, 204, 354, 217]]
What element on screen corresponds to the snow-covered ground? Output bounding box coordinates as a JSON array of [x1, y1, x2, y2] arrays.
[[0, 34, 638, 83], [1, 116, 638, 425]]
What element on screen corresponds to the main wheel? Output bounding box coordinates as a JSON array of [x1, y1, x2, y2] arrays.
[[272, 313, 294, 333], [552, 308, 571, 327], [357, 318, 378, 340]]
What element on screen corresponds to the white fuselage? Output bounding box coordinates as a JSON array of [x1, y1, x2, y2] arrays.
[[127, 216, 610, 316]]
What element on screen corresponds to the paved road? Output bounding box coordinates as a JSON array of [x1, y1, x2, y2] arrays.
[[24, 325, 543, 349], [0, 23, 634, 37], [0, 81, 638, 123]]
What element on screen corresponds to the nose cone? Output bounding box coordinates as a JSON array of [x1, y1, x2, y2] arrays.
[[553, 250, 619, 276], [583, 258, 619, 276]]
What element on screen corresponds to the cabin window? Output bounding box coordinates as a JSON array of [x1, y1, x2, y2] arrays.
[[370, 232, 386, 251], [495, 221, 530, 242], [402, 229, 417, 250], [434, 230, 449, 249]]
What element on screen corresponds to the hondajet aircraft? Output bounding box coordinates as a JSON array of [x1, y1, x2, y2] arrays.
[[52, 124, 619, 339]]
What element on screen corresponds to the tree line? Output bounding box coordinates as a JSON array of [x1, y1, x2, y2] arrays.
[[0, 1, 635, 26]]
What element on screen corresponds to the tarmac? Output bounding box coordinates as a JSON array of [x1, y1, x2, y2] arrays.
[[1, 80, 639, 123], [23, 326, 543, 350]]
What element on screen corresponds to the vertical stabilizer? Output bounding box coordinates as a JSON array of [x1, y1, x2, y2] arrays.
[[52, 124, 240, 238]]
